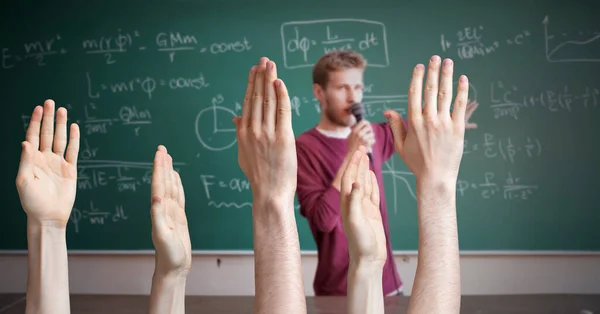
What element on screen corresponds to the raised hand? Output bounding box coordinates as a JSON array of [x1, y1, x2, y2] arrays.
[[150, 145, 191, 275], [233, 57, 296, 202], [16, 99, 80, 226], [384, 56, 469, 183], [340, 146, 387, 265]]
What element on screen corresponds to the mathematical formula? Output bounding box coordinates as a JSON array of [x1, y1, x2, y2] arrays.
[[2, 31, 252, 68], [457, 172, 538, 200], [490, 81, 599, 119], [69, 201, 128, 233], [281, 19, 389, 69], [440, 26, 531, 60], [86, 71, 210, 100], [77, 159, 185, 192], [464, 133, 542, 163]]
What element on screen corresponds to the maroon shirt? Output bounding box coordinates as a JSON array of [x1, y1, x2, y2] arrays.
[[295, 121, 404, 296]]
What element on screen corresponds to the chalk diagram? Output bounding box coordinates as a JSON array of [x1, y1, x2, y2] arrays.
[[195, 94, 238, 151], [543, 15, 600, 63]]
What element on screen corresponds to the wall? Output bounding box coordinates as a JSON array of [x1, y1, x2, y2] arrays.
[[1, 253, 599, 295]]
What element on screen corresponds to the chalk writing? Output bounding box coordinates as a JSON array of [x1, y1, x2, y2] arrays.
[[69, 201, 128, 233], [77, 160, 185, 192], [200, 174, 251, 199], [82, 29, 141, 64], [440, 26, 530, 60], [457, 172, 538, 200], [2, 34, 67, 69], [490, 81, 599, 119], [86, 71, 209, 99], [281, 19, 389, 69], [82, 103, 152, 136], [464, 133, 542, 163]]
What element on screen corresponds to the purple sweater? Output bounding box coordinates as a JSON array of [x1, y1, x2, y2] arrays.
[[295, 121, 403, 296]]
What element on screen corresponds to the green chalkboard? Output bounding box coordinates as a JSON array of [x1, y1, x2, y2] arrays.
[[1, 0, 599, 253]]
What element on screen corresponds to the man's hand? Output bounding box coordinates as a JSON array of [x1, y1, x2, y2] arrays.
[[16, 99, 80, 227], [384, 56, 469, 184], [150, 145, 191, 276], [348, 120, 375, 155], [233, 57, 296, 203], [234, 57, 306, 314], [384, 55, 465, 314], [340, 146, 387, 266]]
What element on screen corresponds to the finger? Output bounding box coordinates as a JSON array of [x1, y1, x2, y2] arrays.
[[151, 148, 166, 199], [452, 75, 470, 130], [341, 148, 362, 196], [16, 141, 34, 184], [25, 105, 43, 151], [174, 171, 185, 209], [383, 110, 406, 154], [275, 79, 293, 133], [423, 55, 441, 117], [348, 181, 363, 220], [466, 122, 478, 129], [364, 161, 373, 200], [240, 66, 257, 129], [263, 60, 277, 133], [407, 64, 425, 120], [355, 150, 369, 195], [251, 57, 269, 130], [437, 58, 454, 115], [65, 124, 80, 166], [53, 107, 68, 157], [466, 101, 479, 116], [369, 171, 380, 206], [151, 149, 168, 231], [40, 100, 55, 152], [157, 145, 167, 153], [165, 153, 175, 199]]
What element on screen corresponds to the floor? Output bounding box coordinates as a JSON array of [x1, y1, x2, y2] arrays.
[[0, 293, 598, 313]]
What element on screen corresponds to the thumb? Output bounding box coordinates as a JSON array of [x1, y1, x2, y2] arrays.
[[150, 195, 169, 234], [348, 182, 363, 220], [383, 110, 406, 153], [17, 141, 34, 181]]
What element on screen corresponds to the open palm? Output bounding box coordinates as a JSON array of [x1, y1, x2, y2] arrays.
[[16, 100, 80, 226], [150, 145, 191, 275], [341, 147, 387, 264]]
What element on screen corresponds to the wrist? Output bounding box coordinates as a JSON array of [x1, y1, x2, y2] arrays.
[[252, 195, 295, 219], [349, 258, 385, 275]]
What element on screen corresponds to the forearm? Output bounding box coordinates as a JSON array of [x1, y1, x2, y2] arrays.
[[26, 220, 70, 314], [408, 179, 460, 314], [252, 197, 306, 314], [347, 261, 384, 314], [149, 270, 187, 314]]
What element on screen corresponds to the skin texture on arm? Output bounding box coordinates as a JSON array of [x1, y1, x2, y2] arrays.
[[15, 100, 80, 314], [148, 145, 191, 314], [340, 146, 387, 314], [384, 56, 469, 314], [233, 57, 306, 314]]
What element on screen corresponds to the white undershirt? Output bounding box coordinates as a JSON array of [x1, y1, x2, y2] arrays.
[[316, 127, 350, 139]]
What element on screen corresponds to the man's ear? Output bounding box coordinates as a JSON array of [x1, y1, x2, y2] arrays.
[[313, 83, 324, 100]]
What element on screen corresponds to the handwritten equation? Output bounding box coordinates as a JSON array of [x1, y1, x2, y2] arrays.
[[77, 159, 185, 192], [464, 133, 542, 164], [457, 172, 538, 200], [2, 30, 252, 68], [490, 81, 599, 119], [69, 201, 128, 233], [281, 19, 389, 69], [440, 26, 530, 60], [86, 71, 210, 100]]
